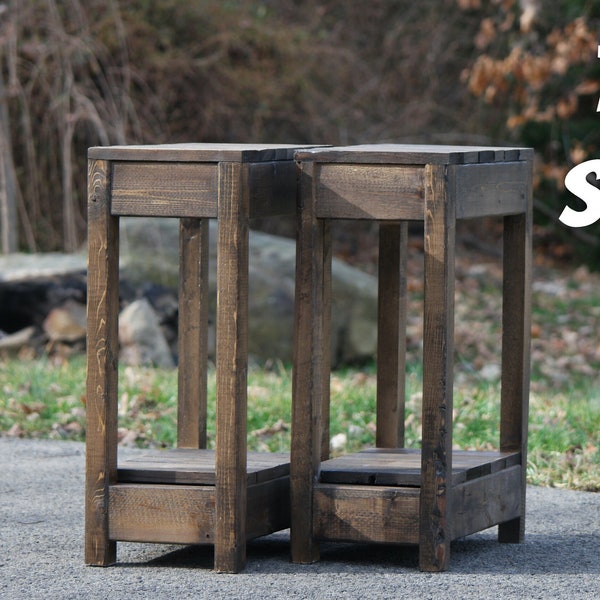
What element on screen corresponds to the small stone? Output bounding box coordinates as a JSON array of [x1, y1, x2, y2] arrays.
[[330, 433, 347, 452], [348, 424, 363, 437], [43, 300, 86, 342], [7, 423, 24, 438], [480, 362, 501, 381], [118, 298, 175, 369], [0, 326, 36, 351]]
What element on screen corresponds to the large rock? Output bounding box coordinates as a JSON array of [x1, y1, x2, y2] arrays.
[[120, 217, 377, 365]]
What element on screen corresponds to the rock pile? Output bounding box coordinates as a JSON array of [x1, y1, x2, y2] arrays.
[[0, 219, 379, 367]]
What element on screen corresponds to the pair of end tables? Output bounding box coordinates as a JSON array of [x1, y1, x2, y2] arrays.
[[85, 143, 532, 573]]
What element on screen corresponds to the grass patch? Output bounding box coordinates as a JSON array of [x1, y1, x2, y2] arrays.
[[0, 356, 598, 491]]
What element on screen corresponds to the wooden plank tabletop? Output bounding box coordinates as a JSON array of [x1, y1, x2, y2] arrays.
[[88, 143, 323, 163], [294, 144, 533, 165], [118, 449, 289, 486], [319, 448, 521, 486]]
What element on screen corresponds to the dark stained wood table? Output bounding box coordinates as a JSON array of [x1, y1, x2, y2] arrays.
[[85, 143, 314, 573], [291, 144, 533, 572]]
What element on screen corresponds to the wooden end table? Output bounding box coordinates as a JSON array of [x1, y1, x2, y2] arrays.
[[291, 144, 533, 571], [85, 143, 314, 573]]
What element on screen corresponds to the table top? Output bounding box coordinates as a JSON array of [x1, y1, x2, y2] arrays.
[[88, 143, 324, 163], [294, 144, 533, 165]]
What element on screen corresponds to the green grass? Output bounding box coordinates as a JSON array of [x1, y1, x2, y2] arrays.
[[0, 355, 599, 491]]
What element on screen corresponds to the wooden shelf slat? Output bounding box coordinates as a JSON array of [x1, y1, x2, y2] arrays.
[[118, 449, 290, 486], [319, 449, 520, 487]]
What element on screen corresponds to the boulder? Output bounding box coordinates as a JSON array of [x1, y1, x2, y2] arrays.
[[119, 217, 377, 364]]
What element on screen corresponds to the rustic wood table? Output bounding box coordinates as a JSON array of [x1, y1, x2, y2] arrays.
[[291, 144, 533, 572], [85, 143, 313, 573]]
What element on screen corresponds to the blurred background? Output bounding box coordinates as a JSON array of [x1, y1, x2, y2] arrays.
[[1, 0, 600, 267], [1, 2, 599, 487]]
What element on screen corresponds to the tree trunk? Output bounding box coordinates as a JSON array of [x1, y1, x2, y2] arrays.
[[0, 67, 18, 254]]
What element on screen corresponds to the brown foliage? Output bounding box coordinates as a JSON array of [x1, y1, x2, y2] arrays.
[[1, 0, 492, 252], [466, 15, 598, 128]]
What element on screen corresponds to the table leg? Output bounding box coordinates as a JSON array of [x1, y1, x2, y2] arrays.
[[177, 218, 209, 449], [499, 204, 532, 543], [419, 164, 455, 572], [215, 162, 248, 573], [291, 160, 324, 564], [85, 159, 119, 566], [320, 221, 332, 461], [377, 222, 408, 448]]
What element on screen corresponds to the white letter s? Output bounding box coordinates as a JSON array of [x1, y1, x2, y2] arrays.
[[560, 159, 600, 228]]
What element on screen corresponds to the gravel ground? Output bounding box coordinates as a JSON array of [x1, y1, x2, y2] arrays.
[[1, 437, 599, 599]]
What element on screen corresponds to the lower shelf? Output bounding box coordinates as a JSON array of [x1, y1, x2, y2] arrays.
[[320, 448, 520, 486], [118, 448, 289, 485], [108, 449, 290, 545], [313, 448, 523, 544]]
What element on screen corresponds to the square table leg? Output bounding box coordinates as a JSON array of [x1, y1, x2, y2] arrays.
[[215, 161, 249, 573], [177, 217, 209, 449], [320, 221, 332, 462], [85, 158, 119, 566], [499, 205, 532, 543], [376, 222, 408, 449], [291, 160, 325, 564], [419, 164, 455, 572]]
